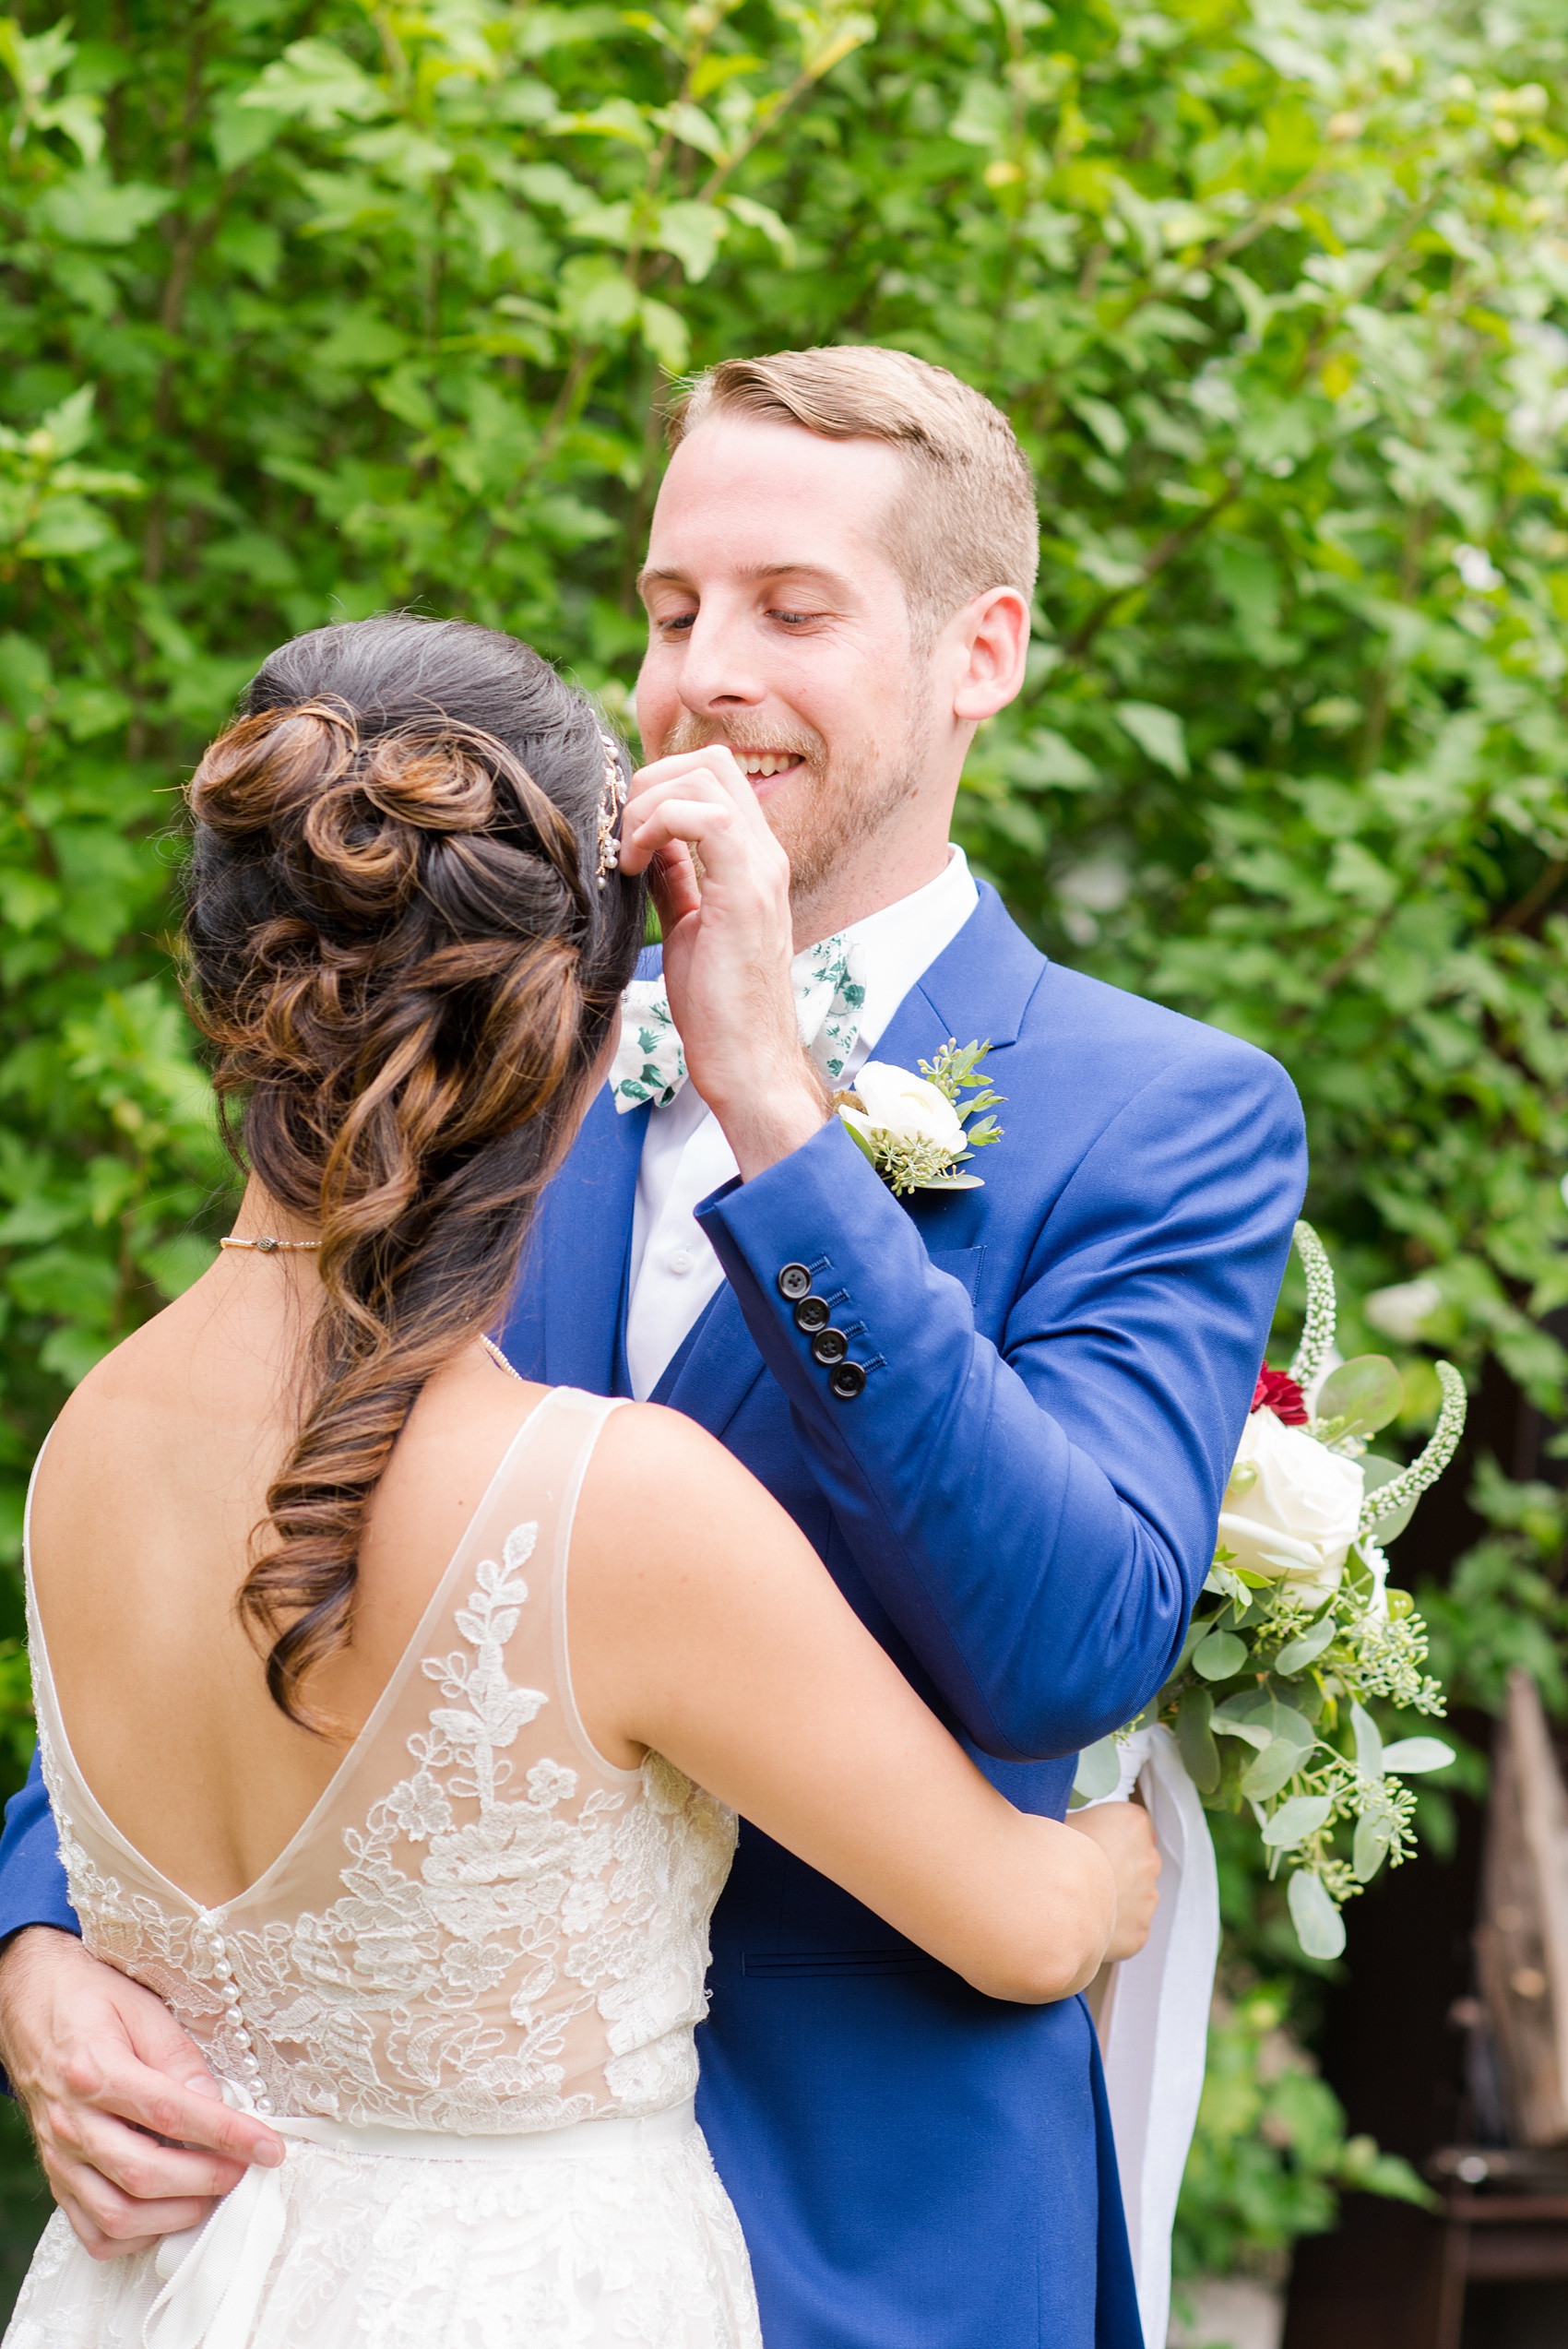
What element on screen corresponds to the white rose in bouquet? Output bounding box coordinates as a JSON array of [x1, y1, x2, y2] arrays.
[[839, 1061, 968, 1157], [1217, 1406, 1364, 1599]]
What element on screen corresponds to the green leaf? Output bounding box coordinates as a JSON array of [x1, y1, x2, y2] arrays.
[[1112, 701, 1189, 777], [1359, 1455, 1416, 1544], [653, 200, 727, 283], [236, 38, 385, 127], [1193, 1629, 1249, 1680], [638, 297, 689, 374], [1241, 1735, 1310, 1800], [1273, 1615, 1337, 1675], [726, 194, 797, 268], [1289, 1869, 1347, 1962], [1073, 1736, 1123, 1800], [1353, 1813, 1392, 1881], [1380, 1737, 1455, 1775], [1176, 1687, 1219, 1792], [1351, 1701, 1384, 1781], [37, 169, 172, 246], [1314, 1357, 1404, 1443], [1262, 1794, 1334, 1849]]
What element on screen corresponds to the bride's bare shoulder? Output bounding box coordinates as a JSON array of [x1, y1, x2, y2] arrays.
[[576, 1401, 804, 1580], [31, 1297, 202, 1507]]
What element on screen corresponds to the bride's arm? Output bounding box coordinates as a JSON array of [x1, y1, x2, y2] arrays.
[[571, 1405, 1117, 2003]]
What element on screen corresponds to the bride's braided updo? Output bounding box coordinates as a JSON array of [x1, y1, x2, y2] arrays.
[[183, 614, 645, 1727]]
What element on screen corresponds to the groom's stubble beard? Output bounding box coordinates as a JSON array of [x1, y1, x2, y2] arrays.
[[660, 686, 935, 908]]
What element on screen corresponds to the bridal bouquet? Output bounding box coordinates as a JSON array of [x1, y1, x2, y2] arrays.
[[1075, 1224, 1466, 1960]]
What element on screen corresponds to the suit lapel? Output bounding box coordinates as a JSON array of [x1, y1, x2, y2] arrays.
[[502, 1082, 647, 1394], [654, 1279, 767, 1438], [871, 883, 1047, 1073]]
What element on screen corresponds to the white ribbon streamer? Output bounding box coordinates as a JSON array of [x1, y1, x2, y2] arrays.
[[1082, 1725, 1220, 2349]]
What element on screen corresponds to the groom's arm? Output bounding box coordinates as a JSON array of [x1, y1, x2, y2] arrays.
[[696, 1034, 1305, 1764], [0, 1749, 80, 1945]]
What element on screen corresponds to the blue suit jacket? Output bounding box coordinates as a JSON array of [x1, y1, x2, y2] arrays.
[[0, 886, 1306, 2349]]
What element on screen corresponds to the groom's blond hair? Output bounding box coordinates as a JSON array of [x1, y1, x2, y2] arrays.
[[666, 347, 1039, 639]]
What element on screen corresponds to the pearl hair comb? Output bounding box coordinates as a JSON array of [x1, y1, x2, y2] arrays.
[[596, 731, 627, 885]]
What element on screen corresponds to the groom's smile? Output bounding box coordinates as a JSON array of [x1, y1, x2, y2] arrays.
[[634, 415, 953, 925]]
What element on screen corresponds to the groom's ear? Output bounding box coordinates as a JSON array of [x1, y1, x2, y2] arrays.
[[949, 587, 1030, 723]]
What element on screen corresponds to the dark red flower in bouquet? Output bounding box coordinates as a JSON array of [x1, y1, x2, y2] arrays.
[[1251, 1366, 1308, 1426]]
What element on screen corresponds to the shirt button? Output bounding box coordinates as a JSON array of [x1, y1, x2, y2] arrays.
[[668, 1248, 693, 1276]]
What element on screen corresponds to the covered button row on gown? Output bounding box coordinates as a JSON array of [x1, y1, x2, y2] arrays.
[[198, 1915, 274, 2116]]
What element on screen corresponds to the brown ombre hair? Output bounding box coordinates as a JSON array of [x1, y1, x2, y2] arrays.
[[183, 614, 645, 1727]]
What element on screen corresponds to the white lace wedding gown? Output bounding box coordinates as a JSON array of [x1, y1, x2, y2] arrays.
[[6, 1386, 759, 2349]]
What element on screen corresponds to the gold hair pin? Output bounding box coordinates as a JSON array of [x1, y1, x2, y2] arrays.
[[596, 730, 628, 887], [220, 1235, 323, 1253]]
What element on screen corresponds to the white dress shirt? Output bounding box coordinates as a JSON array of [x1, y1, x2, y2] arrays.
[[624, 847, 980, 1401]]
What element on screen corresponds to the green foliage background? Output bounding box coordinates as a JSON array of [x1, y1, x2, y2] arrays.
[[4, 0, 1568, 2287]]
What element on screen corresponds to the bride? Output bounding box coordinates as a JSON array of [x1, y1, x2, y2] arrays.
[[6, 614, 1142, 2348]]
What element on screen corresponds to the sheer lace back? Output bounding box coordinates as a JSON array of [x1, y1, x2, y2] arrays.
[[25, 1386, 738, 2134]]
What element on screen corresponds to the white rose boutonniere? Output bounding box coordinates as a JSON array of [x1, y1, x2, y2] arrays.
[[836, 1038, 1004, 1196]]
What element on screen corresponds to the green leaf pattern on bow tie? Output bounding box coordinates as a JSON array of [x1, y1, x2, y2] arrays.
[[608, 936, 866, 1112]]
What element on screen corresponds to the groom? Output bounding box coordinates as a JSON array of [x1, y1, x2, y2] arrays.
[[0, 348, 1304, 2346]]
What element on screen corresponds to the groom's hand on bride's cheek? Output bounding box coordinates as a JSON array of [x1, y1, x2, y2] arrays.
[[0, 1926, 283, 2258], [623, 748, 830, 1180]]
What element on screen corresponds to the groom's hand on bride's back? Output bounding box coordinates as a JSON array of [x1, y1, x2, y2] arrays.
[[0, 1925, 283, 2258], [1063, 1803, 1161, 1963]]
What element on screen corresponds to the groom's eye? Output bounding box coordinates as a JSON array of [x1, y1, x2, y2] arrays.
[[658, 612, 697, 635], [769, 609, 826, 628]]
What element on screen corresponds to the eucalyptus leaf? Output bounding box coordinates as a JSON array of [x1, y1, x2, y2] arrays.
[[1289, 1869, 1348, 1962], [1241, 1735, 1309, 1801], [1380, 1737, 1455, 1775], [1176, 1688, 1219, 1793], [1072, 1737, 1123, 1801], [1211, 1717, 1273, 1750], [1359, 1454, 1417, 1543], [1261, 1794, 1334, 1849], [1273, 1615, 1337, 1675], [1314, 1356, 1403, 1442], [1353, 1813, 1393, 1881], [1192, 1630, 1249, 1680], [1351, 1702, 1384, 1781]]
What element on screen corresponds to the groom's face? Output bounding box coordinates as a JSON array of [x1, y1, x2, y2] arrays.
[[635, 417, 939, 900]]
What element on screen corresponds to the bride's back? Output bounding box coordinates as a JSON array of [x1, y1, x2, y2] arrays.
[[30, 1286, 551, 1909]]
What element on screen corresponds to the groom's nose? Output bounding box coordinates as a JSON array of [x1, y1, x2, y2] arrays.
[[674, 599, 769, 717]]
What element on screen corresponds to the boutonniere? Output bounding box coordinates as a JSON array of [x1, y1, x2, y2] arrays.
[[835, 1039, 1004, 1195]]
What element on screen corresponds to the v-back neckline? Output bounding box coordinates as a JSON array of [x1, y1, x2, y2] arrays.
[[24, 1390, 556, 1917]]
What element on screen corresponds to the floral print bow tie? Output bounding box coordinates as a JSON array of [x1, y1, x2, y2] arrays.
[[609, 933, 867, 1111]]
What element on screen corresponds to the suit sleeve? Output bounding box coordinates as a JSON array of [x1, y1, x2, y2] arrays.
[[696, 1040, 1307, 1763], [0, 1746, 78, 1946]]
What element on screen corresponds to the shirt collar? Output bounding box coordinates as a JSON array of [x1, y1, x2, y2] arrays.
[[802, 845, 979, 1062]]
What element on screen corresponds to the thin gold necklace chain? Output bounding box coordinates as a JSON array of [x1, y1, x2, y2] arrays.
[[221, 1239, 517, 1389], [220, 1235, 322, 1253]]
